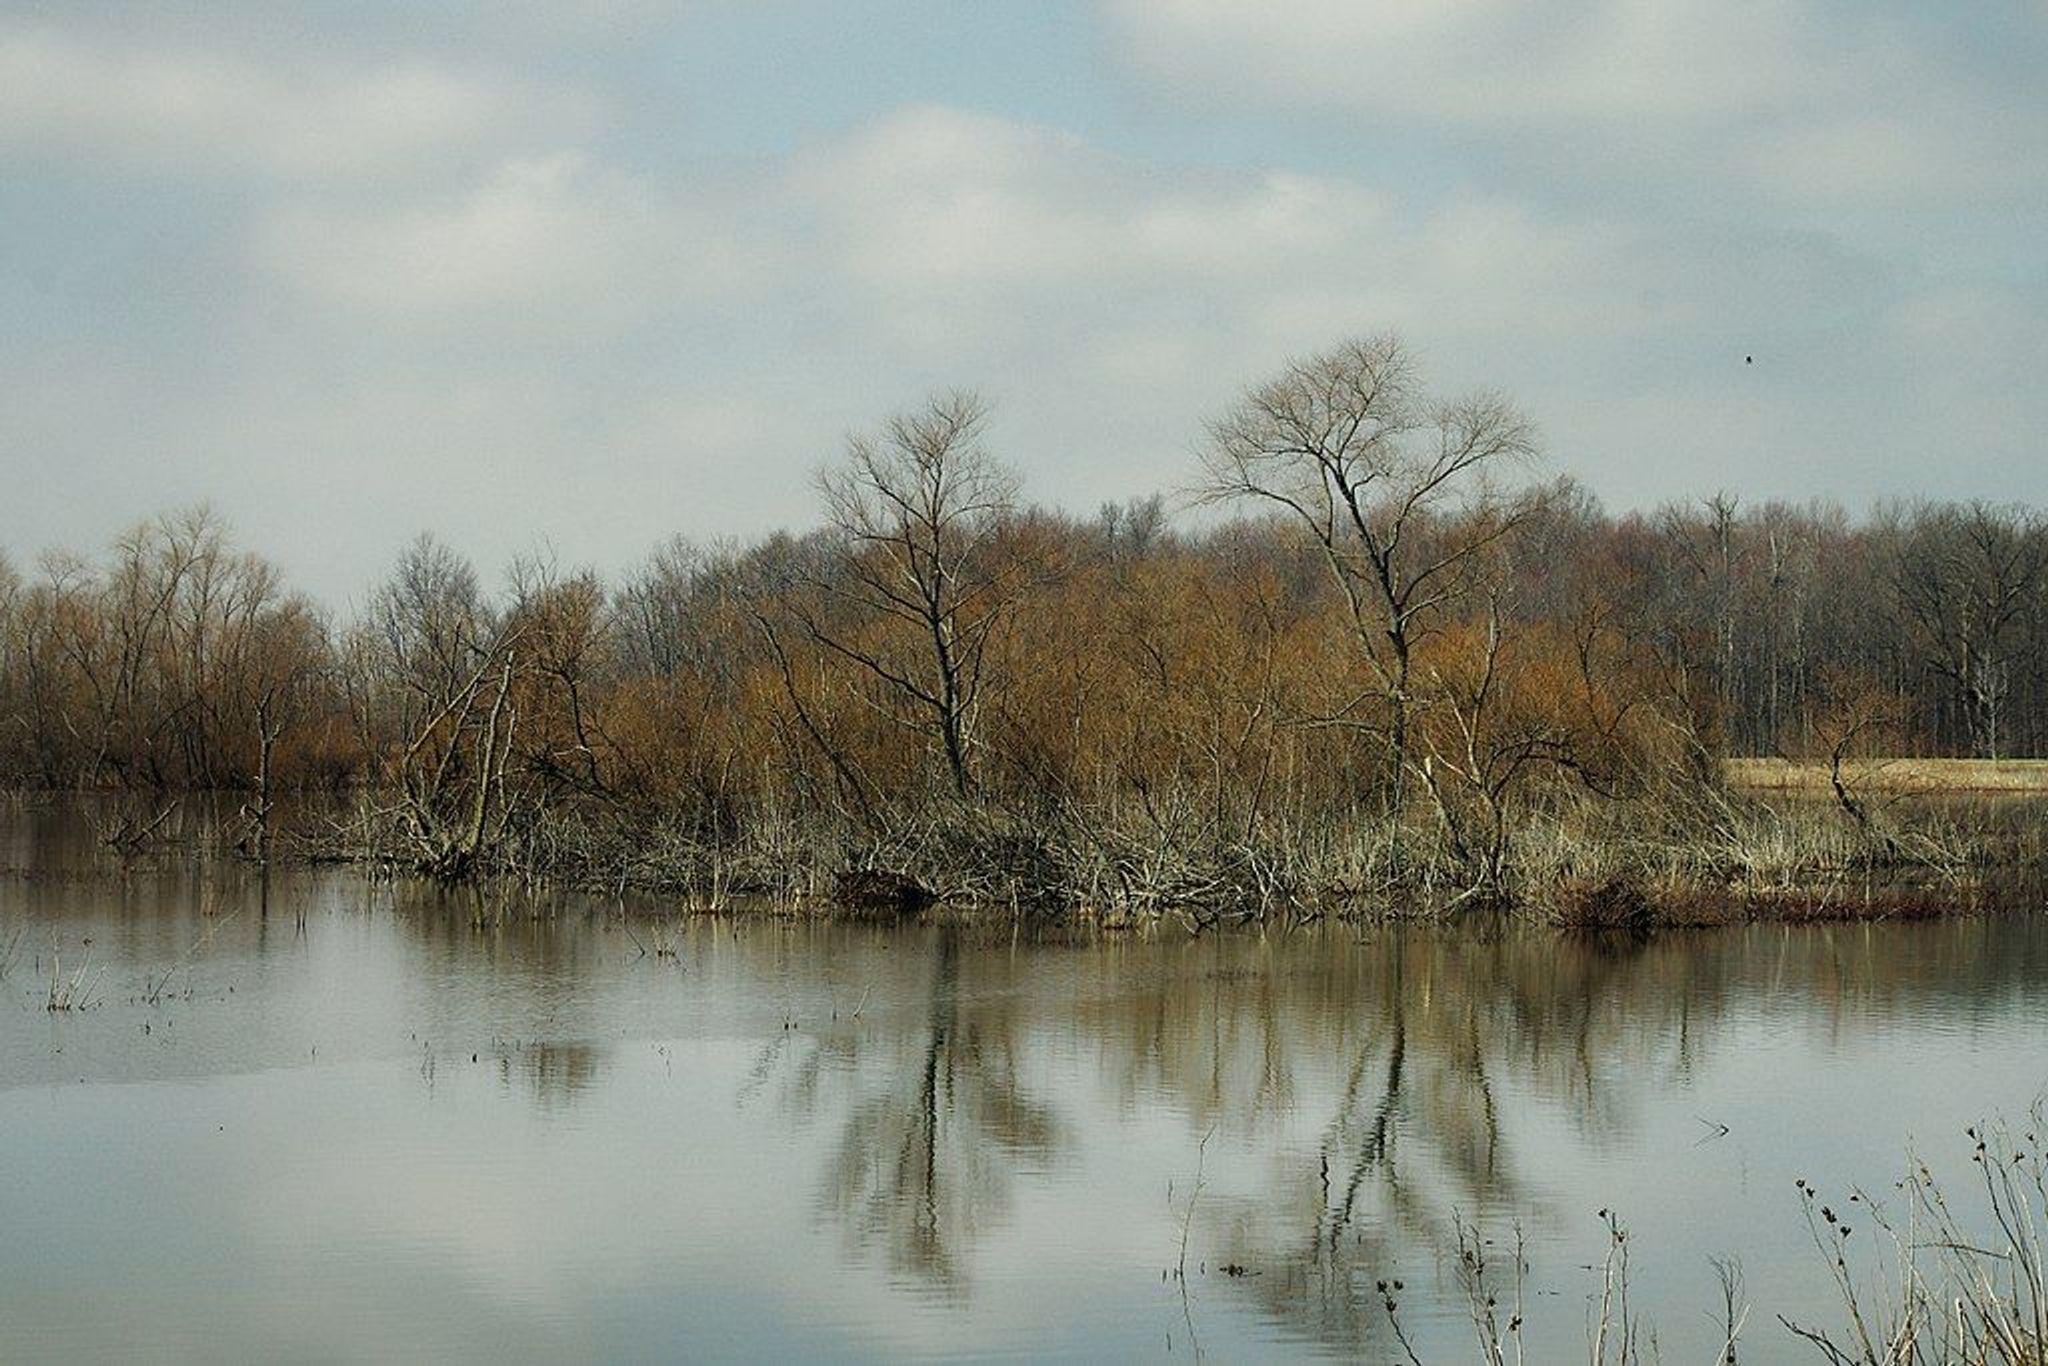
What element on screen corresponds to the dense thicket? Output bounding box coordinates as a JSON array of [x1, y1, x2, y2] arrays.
[[2, 337, 2042, 906]]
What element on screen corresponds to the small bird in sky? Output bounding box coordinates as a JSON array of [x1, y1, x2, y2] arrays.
[[1745, 355, 1754, 364]]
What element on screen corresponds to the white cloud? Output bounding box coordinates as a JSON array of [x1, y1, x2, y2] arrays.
[[818, 107, 1365, 282], [0, 24, 587, 180], [255, 153, 782, 328], [1748, 112, 2031, 203], [255, 103, 1397, 349], [67, 96, 2016, 597], [793, 106, 1385, 294], [1105, 0, 1806, 124], [1102, 0, 2045, 205], [3, 0, 2042, 604], [780, 105, 1886, 380]]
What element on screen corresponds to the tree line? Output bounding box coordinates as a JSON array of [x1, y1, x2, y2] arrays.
[[2, 335, 2042, 906]]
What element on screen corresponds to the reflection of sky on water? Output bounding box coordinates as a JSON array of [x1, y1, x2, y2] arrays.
[[4, 829, 2048, 1362]]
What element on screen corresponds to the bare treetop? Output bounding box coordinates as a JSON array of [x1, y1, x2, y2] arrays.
[[818, 390, 1018, 556], [1201, 334, 1536, 548]]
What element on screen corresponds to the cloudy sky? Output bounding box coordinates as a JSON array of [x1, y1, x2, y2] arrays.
[[3, 0, 2044, 602]]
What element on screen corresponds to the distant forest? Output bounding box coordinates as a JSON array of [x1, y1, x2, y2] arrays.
[[2, 335, 2042, 903]]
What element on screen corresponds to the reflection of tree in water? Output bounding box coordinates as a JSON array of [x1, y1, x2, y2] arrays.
[[733, 923, 1737, 1345], [740, 914, 2048, 1352], [750, 931, 1063, 1293], [389, 885, 615, 1032], [1192, 919, 2048, 1351], [1078, 926, 1748, 1350], [501, 1040, 601, 1111]]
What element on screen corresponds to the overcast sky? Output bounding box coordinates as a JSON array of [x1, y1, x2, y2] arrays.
[[3, 0, 2044, 602]]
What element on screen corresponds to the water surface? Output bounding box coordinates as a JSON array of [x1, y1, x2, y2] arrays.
[[4, 808, 2046, 1361]]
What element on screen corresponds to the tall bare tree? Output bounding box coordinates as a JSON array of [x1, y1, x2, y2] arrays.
[[1198, 334, 1543, 844], [807, 391, 1022, 798]]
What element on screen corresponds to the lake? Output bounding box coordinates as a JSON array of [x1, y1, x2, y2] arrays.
[[4, 806, 2046, 1362]]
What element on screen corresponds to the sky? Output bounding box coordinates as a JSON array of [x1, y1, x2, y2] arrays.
[[2, 0, 2045, 604]]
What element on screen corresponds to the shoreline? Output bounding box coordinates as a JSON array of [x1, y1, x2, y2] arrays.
[[7, 783, 2039, 930]]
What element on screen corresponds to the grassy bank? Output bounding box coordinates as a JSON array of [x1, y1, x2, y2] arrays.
[[256, 773, 2043, 930], [1729, 756, 2048, 796], [23, 761, 2042, 929]]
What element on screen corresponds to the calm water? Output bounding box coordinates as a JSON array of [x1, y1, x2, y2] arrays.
[[4, 808, 2047, 1363]]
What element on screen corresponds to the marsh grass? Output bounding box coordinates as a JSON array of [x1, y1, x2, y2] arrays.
[[86, 797, 181, 854], [1782, 1114, 2048, 1365], [44, 947, 103, 1011], [1523, 784, 2038, 930], [1409, 1119, 2046, 1364], [1381, 1210, 1721, 1365], [275, 754, 2044, 927]]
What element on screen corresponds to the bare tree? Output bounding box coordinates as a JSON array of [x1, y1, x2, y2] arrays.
[[1886, 502, 2047, 759], [1198, 334, 1543, 853], [350, 535, 526, 879], [0, 551, 21, 778], [506, 557, 617, 801], [1657, 492, 1742, 738], [1097, 493, 1170, 561], [616, 535, 705, 679], [234, 596, 326, 860], [806, 391, 1023, 798]]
